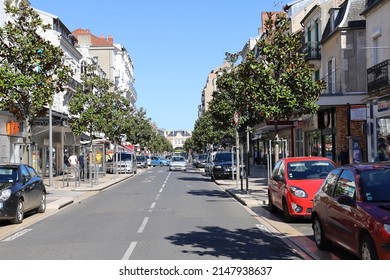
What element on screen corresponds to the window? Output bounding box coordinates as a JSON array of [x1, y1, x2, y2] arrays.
[[321, 169, 340, 196], [335, 170, 356, 199], [327, 58, 336, 93]]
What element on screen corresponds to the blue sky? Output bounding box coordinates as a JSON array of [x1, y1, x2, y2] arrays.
[[30, 0, 283, 131]]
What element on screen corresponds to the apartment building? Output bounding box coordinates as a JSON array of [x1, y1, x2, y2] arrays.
[[362, 0, 390, 161], [166, 130, 192, 150], [198, 61, 230, 117]]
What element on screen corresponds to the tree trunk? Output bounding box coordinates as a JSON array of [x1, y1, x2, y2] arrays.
[[274, 122, 279, 166]]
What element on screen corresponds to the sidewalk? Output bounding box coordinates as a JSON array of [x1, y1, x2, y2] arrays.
[[43, 164, 270, 210], [214, 164, 270, 207]]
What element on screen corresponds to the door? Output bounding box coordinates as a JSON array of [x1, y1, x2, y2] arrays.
[[327, 169, 357, 251]]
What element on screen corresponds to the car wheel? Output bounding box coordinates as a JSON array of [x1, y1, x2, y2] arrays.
[[282, 198, 293, 223], [37, 191, 46, 213], [360, 234, 378, 260], [268, 191, 278, 213], [11, 199, 24, 224], [313, 215, 331, 250]]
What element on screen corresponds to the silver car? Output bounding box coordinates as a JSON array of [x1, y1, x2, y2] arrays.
[[169, 156, 187, 171], [106, 152, 137, 174]]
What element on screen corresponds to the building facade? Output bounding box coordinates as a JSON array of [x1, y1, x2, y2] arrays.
[[362, 0, 390, 161]]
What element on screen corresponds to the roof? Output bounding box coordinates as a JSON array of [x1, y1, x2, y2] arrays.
[[72, 28, 114, 47], [167, 130, 192, 137], [321, 0, 366, 42]]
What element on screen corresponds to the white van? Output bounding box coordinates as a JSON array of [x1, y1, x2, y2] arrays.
[[106, 152, 137, 174]]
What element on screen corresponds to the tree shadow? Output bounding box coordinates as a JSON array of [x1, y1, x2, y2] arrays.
[[187, 189, 230, 199], [176, 177, 211, 183], [166, 226, 303, 260]]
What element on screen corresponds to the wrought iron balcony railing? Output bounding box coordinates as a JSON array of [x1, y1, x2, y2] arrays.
[[302, 41, 321, 60], [367, 59, 390, 93]]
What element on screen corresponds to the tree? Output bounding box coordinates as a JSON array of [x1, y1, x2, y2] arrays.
[[238, 12, 325, 162], [125, 107, 155, 151], [68, 65, 132, 144], [190, 111, 233, 153], [0, 2, 71, 160]]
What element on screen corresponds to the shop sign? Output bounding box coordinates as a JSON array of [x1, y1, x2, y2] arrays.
[[378, 99, 390, 112]]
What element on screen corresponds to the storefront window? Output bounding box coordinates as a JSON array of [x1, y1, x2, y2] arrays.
[[376, 117, 390, 161], [306, 131, 321, 156]]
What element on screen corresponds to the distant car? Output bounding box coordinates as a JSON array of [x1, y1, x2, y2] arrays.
[[0, 163, 46, 224], [106, 152, 137, 174], [151, 156, 169, 167], [211, 152, 242, 181], [169, 156, 187, 171], [268, 156, 336, 222], [136, 155, 147, 168], [312, 162, 390, 260], [204, 152, 216, 176], [194, 153, 207, 168]]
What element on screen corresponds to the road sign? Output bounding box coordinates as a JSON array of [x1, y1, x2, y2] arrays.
[[234, 111, 239, 126]]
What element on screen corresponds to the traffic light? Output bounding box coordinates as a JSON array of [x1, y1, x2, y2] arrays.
[[6, 121, 20, 135]]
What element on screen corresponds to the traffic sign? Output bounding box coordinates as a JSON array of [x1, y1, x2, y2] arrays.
[[234, 111, 239, 126]]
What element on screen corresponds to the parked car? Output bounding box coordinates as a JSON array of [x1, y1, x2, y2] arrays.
[[151, 156, 169, 167], [0, 163, 46, 224], [268, 156, 336, 222], [106, 152, 137, 174], [169, 156, 187, 171], [211, 152, 243, 181], [204, 152, 216, 176], [136, 155, 147, 168], [194, 153, 207, 168], [312, 162, 390, 260]]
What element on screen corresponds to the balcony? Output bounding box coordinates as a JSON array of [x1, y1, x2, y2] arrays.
[[367, 59, 390, 93], [303, 41, 321, 60]]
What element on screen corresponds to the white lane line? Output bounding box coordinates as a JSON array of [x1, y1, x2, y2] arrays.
[[161, 183, 166, 188], [159, 187, 163, 193], [2, 229, 33, 242], [155, 194, 160, 200], [137, 217, 149, 233], [148, 202, 156, 213], [122, 241, 137, 260]]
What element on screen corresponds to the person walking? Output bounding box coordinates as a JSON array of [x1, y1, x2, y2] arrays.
[[338, 146, 349, 165], [78, 153, 85, 179], [68, 153, 79, 178]]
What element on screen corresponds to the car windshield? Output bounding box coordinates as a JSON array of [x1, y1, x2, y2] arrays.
[[0, 167, 18, 182], [287, 161, 335, 180], [116, 153, 132, 161], [172, 156, 185, 162], [136, 156, 145, 160], [214, 153, 235, 162], [198, 154, 207, 160], [360, 169, 390, 202]]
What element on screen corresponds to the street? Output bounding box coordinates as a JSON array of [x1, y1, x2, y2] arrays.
[[0, 166, 305, 260]]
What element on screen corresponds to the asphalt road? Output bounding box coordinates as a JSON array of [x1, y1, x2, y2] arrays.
[[0, 166, 305, 260]]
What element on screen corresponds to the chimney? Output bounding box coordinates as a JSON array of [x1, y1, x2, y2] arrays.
[[108, 35, 113, 45]]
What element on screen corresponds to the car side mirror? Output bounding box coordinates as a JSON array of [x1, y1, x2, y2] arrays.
[[337, 195, 355, 206], [273, 174, 285, 182], [23, 174, 30, 184]]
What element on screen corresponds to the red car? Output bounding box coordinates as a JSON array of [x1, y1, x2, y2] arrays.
[[312, 162, 390, 260], [268, 157, 336, 222]]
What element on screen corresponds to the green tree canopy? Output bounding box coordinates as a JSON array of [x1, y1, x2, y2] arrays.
[[0, 2, 71, 142]]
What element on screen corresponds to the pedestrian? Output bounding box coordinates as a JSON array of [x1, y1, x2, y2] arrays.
[[338, 145, 349, 165], [78, 153, 85, 179], [68, 153, 78, 177]]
